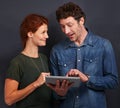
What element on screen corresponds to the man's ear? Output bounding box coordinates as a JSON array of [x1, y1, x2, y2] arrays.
[[79, 17, 85, 25], [27, 31, 33, 38]]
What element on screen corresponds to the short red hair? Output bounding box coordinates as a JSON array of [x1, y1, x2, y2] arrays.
[[20, 14, 48, 48]]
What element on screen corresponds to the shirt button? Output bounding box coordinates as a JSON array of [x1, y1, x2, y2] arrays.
[[76, 96, 79, 98], [90, 60, 92, 62], [78, 49, 80, 51], [64, 64, 66, 67], [78, 60, 80, 62]]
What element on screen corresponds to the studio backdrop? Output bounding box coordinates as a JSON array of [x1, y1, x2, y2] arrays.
[[0, 0, 120, 108]]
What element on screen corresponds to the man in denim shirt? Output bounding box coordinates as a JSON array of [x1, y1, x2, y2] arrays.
[[48, 2, 119, 108]]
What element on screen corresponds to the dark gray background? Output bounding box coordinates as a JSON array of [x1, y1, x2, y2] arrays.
[[0, 0, 120, 108]]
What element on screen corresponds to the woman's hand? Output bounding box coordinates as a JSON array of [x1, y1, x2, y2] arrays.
[[33, 72, 50, 87]]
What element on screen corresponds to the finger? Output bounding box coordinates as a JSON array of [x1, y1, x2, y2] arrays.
[[67, 69, 74, 76], [65, 80, 69, 87], [61, 80, 67, 88], [66, 73, 69, 77], [44, 72, 50, 76], [46, 73, 50, 75], [67, 73, 72, 76], [56, 80, 60, 88], [75, 73, 79, 77], [68, 82, 74, 88]]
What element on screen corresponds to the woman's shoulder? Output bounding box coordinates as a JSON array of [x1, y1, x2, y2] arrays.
[[10, 53, 27, 64]]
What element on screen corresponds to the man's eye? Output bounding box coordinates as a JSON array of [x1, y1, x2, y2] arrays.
[[61, 25, 65, 29], [68, 24, 73, 27]]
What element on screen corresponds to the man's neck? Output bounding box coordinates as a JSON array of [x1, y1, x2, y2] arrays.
[[75, 29, 88, 46]]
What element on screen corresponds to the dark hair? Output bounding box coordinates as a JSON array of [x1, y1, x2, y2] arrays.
[[56, 2, 86, 22], [20, 14, 48, 48]]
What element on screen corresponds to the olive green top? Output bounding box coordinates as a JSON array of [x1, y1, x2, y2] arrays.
[[6, 53, 52, 108]]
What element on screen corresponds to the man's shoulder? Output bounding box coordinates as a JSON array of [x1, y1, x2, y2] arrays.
[[89, 32, 110, 44]]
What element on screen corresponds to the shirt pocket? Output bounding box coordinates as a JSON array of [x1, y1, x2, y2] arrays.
[[58, 61, 75, 75], [83, 57, 99, 74]]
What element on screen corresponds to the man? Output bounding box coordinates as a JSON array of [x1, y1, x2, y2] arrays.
[[49, 2, 118, 108]]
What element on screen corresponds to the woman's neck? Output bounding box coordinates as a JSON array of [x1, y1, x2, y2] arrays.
[[22, 44, 39, 58]]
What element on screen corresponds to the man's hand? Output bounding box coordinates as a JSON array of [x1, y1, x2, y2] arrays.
[[66, 69, 89, 82], [47, 80, 73, 96]]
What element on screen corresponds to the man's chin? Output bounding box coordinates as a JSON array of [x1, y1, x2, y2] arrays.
[[69, 38, 75, 41]]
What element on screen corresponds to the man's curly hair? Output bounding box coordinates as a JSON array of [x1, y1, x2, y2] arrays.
[[56, 2, 86, 22]]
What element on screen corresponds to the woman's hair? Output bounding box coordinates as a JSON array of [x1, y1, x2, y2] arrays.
[[20, 14, 48, 48], [56, 2, 86, 22]]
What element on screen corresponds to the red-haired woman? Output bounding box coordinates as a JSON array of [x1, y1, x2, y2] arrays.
[[4, 14, 52, 108]]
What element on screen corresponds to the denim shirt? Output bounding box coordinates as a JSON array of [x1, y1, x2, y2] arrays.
[[50, 31, 119, 108]]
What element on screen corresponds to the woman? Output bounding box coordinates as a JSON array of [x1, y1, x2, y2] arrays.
[[4, 14, 52, 108]]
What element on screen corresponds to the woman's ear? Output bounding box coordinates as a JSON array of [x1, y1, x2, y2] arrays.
[[27, 31, 33, 38]]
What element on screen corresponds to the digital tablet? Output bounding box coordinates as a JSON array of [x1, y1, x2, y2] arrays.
[[45, 76, 80, 87]]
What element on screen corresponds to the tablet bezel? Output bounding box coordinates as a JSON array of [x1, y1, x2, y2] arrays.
[[45, 76, 80, 87]]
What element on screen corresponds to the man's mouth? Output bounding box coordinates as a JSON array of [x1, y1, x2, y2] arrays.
[[67, 33, 74, 39]]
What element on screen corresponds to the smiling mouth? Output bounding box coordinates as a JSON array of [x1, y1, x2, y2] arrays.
[[40, 39, 46, 41], [68, 34, 74, 38]]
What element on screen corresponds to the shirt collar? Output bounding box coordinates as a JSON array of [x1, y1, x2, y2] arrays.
[[84, 31, 94, 47], [64, 30, 94, 49]]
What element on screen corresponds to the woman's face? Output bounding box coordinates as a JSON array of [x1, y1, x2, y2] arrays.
[[31, 24, 49, 46]]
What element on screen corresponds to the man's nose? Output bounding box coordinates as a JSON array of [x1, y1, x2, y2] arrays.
[[64, 26, 70, 34]]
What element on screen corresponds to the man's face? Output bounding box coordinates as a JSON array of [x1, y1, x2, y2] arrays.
[[59, 16, 84, 42]]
